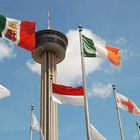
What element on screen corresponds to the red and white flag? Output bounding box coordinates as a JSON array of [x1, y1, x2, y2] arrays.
[[116, 92, 140, 115], [52, 83, 84, 106]]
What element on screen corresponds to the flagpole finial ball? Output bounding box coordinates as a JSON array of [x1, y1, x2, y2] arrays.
[[32, 29, 68, 64], [78, 25, 82, 31], [112, 84, 116, 90], [31, 104, 34, 110]]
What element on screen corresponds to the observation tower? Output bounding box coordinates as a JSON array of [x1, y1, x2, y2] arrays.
[[32, 28, 68, 140]]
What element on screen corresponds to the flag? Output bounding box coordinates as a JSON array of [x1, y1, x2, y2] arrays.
[[82, 34, 120, 67], [31, 112, 44, 140], [116, 92, 140, 115], [0, 84, 11, 99], [52, 83, 84, 106], [0, 15, 36, 51], [90, 124, 107, 140], [31, 112, 40, 132]]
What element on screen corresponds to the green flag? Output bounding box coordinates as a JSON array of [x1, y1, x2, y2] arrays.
[[82, 34, 96, 57]]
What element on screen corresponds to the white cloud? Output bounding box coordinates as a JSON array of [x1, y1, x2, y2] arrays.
[[113, 37, 133, 61], [27, 29, 104, 84], [121, 48, 133, 61], [90, 82, 112, 98], [0, 39, 16, 61], [114, 37, 127, 46], [26, 61, 41, 75], [57, 29, 104, 84], [103, 65, 117, 75], [103, 62, 121, 75]]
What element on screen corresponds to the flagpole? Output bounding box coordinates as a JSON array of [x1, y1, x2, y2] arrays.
[[79, 25, 91, 140], [112, 84, 125, 140], [50, 74, 53, 140], [136, 121, 140, 140], [30, 105, 34, 140]]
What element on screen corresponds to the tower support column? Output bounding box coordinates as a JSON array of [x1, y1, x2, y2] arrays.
[[40, 51, 58, 140]]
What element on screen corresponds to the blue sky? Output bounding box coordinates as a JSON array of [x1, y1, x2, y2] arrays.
[[0, 0, 140, 140]]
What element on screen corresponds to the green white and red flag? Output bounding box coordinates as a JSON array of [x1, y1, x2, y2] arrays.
[[0, 15, 36, 51], [52, 83, 84, 106]]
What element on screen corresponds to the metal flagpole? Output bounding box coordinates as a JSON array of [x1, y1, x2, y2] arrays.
[[78, 25, 91, 140], [30, 105, 34, 140], [48, 51, 51, 140], [112, 84, 125, 140], [50, 73, 53, 140], [136, 121, 140, 140]]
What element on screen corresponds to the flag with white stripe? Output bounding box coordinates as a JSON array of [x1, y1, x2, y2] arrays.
[[52, 83, 84, 106]]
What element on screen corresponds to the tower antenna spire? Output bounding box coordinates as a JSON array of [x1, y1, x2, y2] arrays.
[[48, 10, 50, 29]]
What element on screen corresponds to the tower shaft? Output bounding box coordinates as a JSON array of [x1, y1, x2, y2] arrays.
[[40, 51, 58, 140]]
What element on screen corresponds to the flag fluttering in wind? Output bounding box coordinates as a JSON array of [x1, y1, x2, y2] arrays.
[[31, 112, 44, 140], [52, 83, 84, 106], [0, 84, 11, 99], [31, 112, 40, 132], [90, 124, 107, 140], [0, 15, 36, 51], [82, 34, 121, 67], [116, 92, 140, 115]]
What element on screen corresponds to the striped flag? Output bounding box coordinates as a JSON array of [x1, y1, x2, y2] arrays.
[[116, 92, 140, 115], [52, 83, 84, 106], [0, 15, 36, 51], [82, 34, 121, 67], [0, 84, 11, 99]]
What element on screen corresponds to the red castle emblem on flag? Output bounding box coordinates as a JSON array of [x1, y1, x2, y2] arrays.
[[4, 22, 17, 42], [5, 29, 17, 42]]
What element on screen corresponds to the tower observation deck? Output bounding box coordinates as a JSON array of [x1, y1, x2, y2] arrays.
[[33, 29, 68, 64], [32, 29, 68, 140]]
